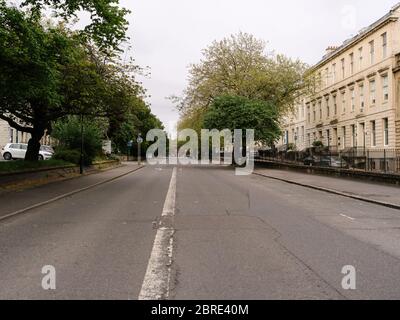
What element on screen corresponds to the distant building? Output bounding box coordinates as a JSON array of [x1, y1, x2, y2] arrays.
[[279, 3, 400, 152], [0, 120, 52, 149]]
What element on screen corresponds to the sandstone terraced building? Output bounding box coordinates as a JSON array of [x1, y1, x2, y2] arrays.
[[280, 3, 400, 152]]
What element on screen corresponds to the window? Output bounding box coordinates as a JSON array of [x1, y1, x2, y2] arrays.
[[370, 40, 375, 64], [382, 32, 387, 58], [370, 120, 376, 147], [351, 124, 356, 147], [301, 126, 305, 143], [382, 75, 389, 101], [333, 95, 337, 115], [341, 58, 345, 79], [326, 96, 330, 118], [384, 118, 389, 146], [350, 53, 354, 74], [359, 47, 363, 70], [332, 63, 336, 83], [318, 72, 322, 88], [342, 126, 346, 148], [359, 84, 365, 112], [351, 88, 355, 112], [370, 80, 376, 105], [318, 101, 322, 120], [313, 104, 316, 121], [307, 105, 311, 123], [325, 67, 329, 87], [341, 91, 346, 114]]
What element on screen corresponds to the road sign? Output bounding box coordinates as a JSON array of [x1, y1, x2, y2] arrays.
[[137, 137, 144, 144], [127, 141, 133, 148]]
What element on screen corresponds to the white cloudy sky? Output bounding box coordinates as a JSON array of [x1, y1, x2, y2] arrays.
[[121, 0, 399, 132]]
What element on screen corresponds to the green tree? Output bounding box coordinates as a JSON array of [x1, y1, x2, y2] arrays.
[[52, 116, 104, 165], [0, 5, 84, 160], [176, 32, 312, 131], [21, 0, 130, 51], [203, 95, 281, 146], [0, 3, 142, 161]]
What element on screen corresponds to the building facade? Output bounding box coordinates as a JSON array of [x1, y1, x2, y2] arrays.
[[280, 3, 400, 152], [0, 120, 52, 150], [0, 120, 31, 148]]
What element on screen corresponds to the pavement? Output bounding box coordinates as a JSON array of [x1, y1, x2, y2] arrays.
[[254, 168, 400, 207], [0, 163, 170, 299], [0, 162, 142, 220], [2, 164, 400, 299]]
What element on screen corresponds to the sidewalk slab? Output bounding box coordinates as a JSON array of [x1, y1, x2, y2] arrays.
[[0, 162, 143, 219], [254, 168, 400, 207]]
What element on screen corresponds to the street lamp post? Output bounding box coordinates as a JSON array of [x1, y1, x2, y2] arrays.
[[137, 134, 143, 166], [127, 140, 133, 162], [80, 114, 84, 175]]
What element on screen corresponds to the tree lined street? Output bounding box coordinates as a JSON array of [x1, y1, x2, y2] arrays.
[[2, 164, 400, 299], [2, 0, 400, 307]]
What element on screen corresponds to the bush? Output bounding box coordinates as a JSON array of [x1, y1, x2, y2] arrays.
[[313, 140, 324, 148], [53, 149, 81, 165], [52, 117, 104, 165]]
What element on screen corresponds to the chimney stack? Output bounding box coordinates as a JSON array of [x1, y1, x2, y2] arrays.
[[325, 46, 338, 56]]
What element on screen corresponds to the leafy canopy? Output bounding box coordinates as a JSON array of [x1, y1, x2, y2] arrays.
[[203, 95, 281, 146], [21, 0, 130, 51], [177, 32, 312, 132], [0, 2, 152, 160]]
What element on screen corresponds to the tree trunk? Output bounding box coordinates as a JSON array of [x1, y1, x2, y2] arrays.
[[25, 128, 45, 162]]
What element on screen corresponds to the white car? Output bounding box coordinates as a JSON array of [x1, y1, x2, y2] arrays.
[[1, 143, 54, 161]]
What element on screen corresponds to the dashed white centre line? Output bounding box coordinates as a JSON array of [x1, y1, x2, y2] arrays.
[[340, 214, 355, 221], [138, 167, 177, 300]]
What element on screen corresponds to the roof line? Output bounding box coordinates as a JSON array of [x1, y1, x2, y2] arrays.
[[311, 3, 400, 71]]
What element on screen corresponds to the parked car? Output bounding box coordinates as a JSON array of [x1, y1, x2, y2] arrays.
[[1, 143, 54, 161], [303, 155, 348, 168], [320, 156, 348, 168], [303, 155, 318, 166], [40, 145, 55, 154]]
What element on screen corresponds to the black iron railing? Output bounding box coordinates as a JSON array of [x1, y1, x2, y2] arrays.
[[257, 147, 400, 174]]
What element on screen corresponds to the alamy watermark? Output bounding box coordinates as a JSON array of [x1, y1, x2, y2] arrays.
[[41, 265, 56, 290], [341, 265, 356, 290], [146, 129, 255, 176]]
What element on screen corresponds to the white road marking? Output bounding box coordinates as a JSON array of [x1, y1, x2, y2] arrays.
[[138, 167, 177, 300], [340, 214, 355, 221]]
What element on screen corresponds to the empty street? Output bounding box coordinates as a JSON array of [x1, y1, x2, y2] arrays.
[[1, 164, 400, 300]]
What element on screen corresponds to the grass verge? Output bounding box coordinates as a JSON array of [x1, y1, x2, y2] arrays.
[[0, 160, 73, 174]]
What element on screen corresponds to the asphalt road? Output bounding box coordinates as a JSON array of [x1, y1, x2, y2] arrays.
[[1, 165, 400, 299]]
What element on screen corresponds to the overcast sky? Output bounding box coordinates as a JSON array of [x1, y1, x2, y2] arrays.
[[122, 0, 399, 133]]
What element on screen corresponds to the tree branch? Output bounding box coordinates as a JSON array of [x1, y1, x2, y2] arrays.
[[0, 114, 34, 133]]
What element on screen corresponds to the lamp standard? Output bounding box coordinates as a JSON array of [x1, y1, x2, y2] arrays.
[[137, 133, 143, 166], [80, 114, 84, 175]]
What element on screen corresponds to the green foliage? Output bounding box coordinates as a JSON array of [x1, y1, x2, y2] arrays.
[[21, 0, 130, 52], [0, 2, 150, 161], [203, 95, 281, 146], [177, 32, 311, 131], [53, 149, 81, 165], [52, 117, 104, 165], [0, 159, 72, 174], [313, 140, 324, 148], [110, 98, 164, 155]]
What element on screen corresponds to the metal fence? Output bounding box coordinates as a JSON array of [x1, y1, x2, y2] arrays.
[[257, 147, 400, 174]]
